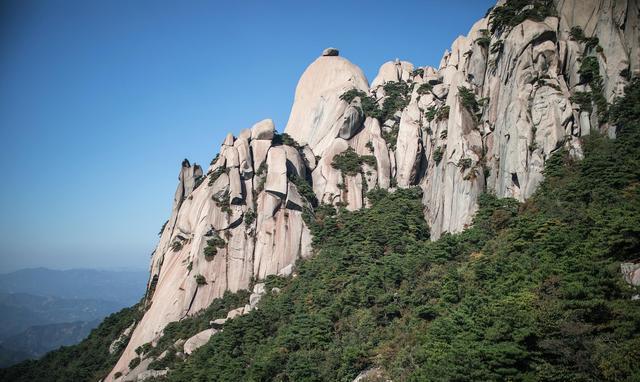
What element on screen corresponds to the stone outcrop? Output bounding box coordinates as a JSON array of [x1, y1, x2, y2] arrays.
[[183, 328, 217, 355], [107, 2, 639, 380]]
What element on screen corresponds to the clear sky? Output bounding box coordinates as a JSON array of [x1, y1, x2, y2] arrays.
[[0, 0, 494, 272]]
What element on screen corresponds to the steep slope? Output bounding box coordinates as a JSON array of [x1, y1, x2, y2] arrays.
[[6, 77, 637, 381], [100, 1, 640, 380], [154, 76, 640, 379]]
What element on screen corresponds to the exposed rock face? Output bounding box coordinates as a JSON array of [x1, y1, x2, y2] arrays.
[[107, 121, 313, 380], [183, 328, 217, 355], [284, 49, 369, 156], [107, 2, 638, 380]]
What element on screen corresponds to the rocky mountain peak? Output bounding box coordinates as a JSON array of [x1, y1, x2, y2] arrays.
[[105, 1, 640, 380]]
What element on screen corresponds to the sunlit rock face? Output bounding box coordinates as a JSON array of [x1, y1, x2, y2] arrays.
[[107, 1, 638, 378]]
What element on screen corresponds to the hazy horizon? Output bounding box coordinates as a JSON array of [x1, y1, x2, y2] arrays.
[[0, 0, 494, 272]]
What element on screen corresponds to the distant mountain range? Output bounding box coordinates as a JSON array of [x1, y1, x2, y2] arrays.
[[0, 268, 147, 305], [0, 268, 146, 367]]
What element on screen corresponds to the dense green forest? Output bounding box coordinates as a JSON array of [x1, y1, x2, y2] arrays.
[[2, 80, 639, 381]]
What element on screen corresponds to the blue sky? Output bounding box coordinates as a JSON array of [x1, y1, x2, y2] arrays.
[[0, 0, 494, 272]]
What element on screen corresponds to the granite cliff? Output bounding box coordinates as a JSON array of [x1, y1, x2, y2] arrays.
[[107, 0, 640, 380]]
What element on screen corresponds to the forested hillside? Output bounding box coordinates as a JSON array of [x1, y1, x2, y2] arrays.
[[4, 78, 638, 382], [155, 79, 640, 381]]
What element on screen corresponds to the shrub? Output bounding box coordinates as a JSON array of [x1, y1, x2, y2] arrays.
[[381, 122, 400, 150], [255, 162, 268, 176], [425, 107, 437, 122], [171, 241, 183, 252], [457, 158, 472, 170], [490, 40, 504, 55], [135, 343, 152, 356], [212, 190, 231, 214], [158, 220, 168, 236], [412, 68, 424, 77], [340, 88, 382, 120], [195, 275, 206, 285], [208, 166, 226, 186], [272, 132, 302, 149], [433, 146, 445, 164], [436, 105, 450, 121], [289, 174, 318, 207], [332, 147, 377, 176], [489, 0, 556, 35], [380, 81, 411, 122], [570, 26, 585, 41], [570, 91, 593, 112], [193, 175, 205, 189], [244, 208, 256, 226], [474, 30, 491, 48], [578, 56, 600, 84], [417, 83, 433, 95], [365, 141, 374, 152], [458, 86, 480, 116], [204, 233, 225, 259], [128, 357, 141, 370]]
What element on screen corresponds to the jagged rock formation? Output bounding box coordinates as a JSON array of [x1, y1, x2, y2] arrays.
[[107, 1, 639, 379]]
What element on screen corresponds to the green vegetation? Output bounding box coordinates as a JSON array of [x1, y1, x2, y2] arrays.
[[145, 290, 250, 368], [489, 0, 556, 35], [570, 91, 593, 112], [204, 233, 225, 259], [195, 275, 207, 285], [425, 105, 450, 123], [433, 146, 445, 164], [570, 26, 600, 51], [457, 157, 472, 171], [380, 81, 411, 122], [158, 220, 168, 236], [458, 86, 480, 118], [381, 121, 400, 150], [0, 304, 143, 381], [340, 81, 412, 125], [272, 132, 302, 150], [474, 29, 491, 48], [207, 165, 226, 187], [412, 68, 424, 77], [170, 240, 183, 252], [128, 357, 140, 370], [244, 208, 256, 226], [289, 174, 318, 207], [339, 89, 381, 120], [212, 190, 231, 214], [490, 39, 504, 55], [573, 56, 609, 124], [331, 147, 377, 176], [417, 83, 433, 95]]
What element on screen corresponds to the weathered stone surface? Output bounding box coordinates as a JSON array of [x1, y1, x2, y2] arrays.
[[226, 307, 244, 320], [210, 318, 227, 328], [352, 367, 392, 382], [284, 53, 368, 156], [183, 328, 217, 355], [322, 47, 339, 56], [136, 369, 168, 381], [251, 119, 275, 140], [285, 182, 304, 211], [621, 262, 640, 287], [265, 147, 288, 198]]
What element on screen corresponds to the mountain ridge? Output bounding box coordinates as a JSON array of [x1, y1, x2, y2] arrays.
[[105, 1, 640, 379]]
